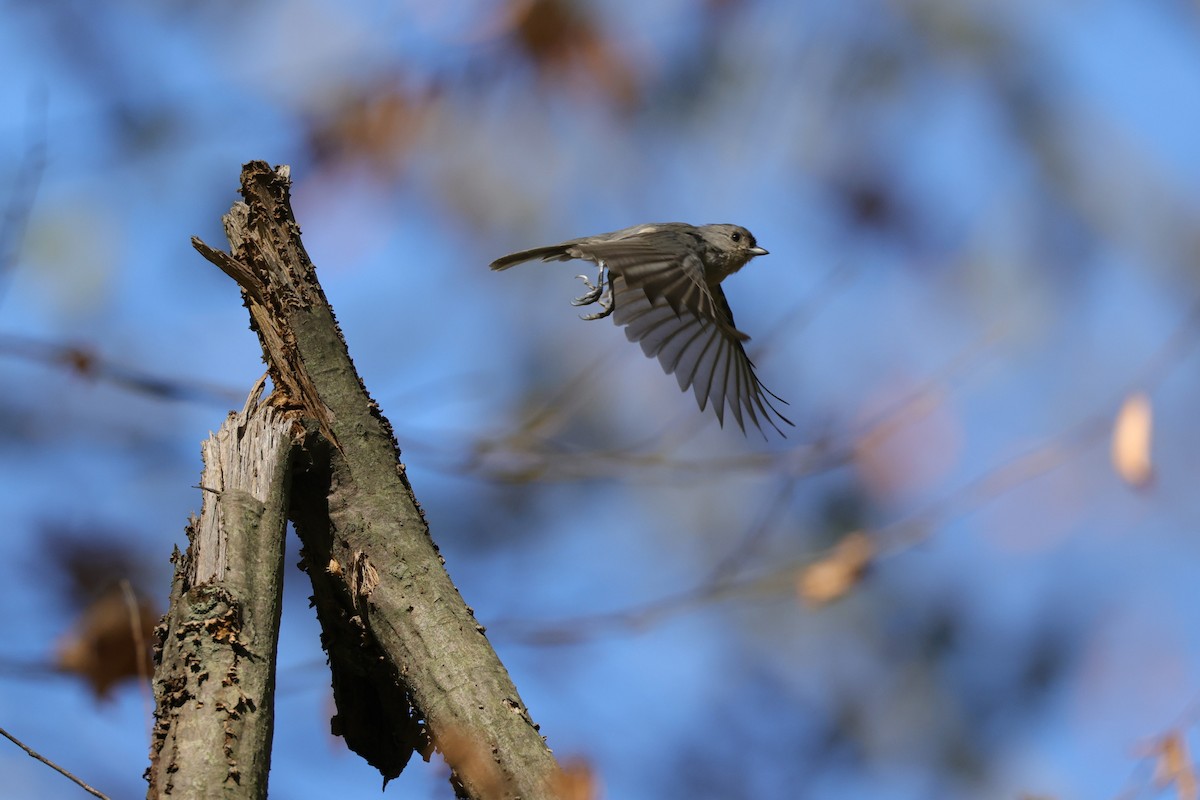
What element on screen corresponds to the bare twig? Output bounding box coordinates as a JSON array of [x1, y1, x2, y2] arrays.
[[0, 87, 47, 304], [0, 725, 111, 800], [493, 292, 1200, 645], [117, 579, 152, 728], [0, 333, 243, 406]]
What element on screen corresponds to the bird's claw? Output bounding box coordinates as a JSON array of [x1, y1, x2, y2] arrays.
[[571, 268, 614, 319], [570, 273, 603, 307], [566, 271, 604, 304], [579, 290, 614, 320]]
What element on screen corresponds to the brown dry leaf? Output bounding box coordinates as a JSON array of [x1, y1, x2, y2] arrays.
[[1148, 731, 1198, 800], [435, 728, 510, 798], [508, 0, 639, 108], [1112, 392, 1154, 488], [55, 583, 157, 698], [551, 757, 597, 800], [797, 532, 874, 607], [306, 82, 437, 176], [42, 523, 159, 609]]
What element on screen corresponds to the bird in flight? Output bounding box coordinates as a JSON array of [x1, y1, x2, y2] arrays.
[[490, 222, 792, 437]]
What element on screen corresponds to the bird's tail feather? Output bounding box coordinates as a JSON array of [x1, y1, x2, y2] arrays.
[[489, 245, 572, 271]]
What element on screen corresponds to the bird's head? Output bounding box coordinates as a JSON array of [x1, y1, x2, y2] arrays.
[[700, 224, 769, 282]]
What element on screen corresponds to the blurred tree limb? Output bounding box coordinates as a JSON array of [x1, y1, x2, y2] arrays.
[[155, 161, 558, 798]]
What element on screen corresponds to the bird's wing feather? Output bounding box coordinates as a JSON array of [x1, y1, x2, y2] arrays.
[[612, 276, 792, 436], [494, 228, 725, 323], [566, 232, 721, 323]]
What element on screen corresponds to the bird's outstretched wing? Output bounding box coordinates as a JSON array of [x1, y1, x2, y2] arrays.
[[611, 275, 792, 437]]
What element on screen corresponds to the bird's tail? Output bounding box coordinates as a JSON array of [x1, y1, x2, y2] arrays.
[[489, 245, 571, 271]]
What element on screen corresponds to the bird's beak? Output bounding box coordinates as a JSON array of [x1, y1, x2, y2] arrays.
[[749, 246, 769, 257]]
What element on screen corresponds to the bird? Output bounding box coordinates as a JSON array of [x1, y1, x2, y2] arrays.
[[490, 222, 792, 437]]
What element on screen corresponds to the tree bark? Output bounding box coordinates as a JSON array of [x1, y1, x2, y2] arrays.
[[147, 377, 292, 799], [187, 161, 559, 798]]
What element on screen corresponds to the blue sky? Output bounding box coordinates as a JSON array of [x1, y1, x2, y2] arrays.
[[2, 1, 1200, 798]]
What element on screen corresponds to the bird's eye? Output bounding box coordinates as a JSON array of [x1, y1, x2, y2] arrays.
[[730, 231, 742, 242]]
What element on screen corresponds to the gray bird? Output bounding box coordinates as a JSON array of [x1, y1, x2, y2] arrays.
[[490, 222, 792, 436]]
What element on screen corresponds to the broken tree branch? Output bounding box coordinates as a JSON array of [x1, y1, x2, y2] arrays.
[[188, 161, 559, 798]]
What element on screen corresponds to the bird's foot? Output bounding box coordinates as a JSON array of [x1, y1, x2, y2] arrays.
[[578, 280, 614, 320], [570, 269, 606, 307], [571, 268, 614, 319]]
